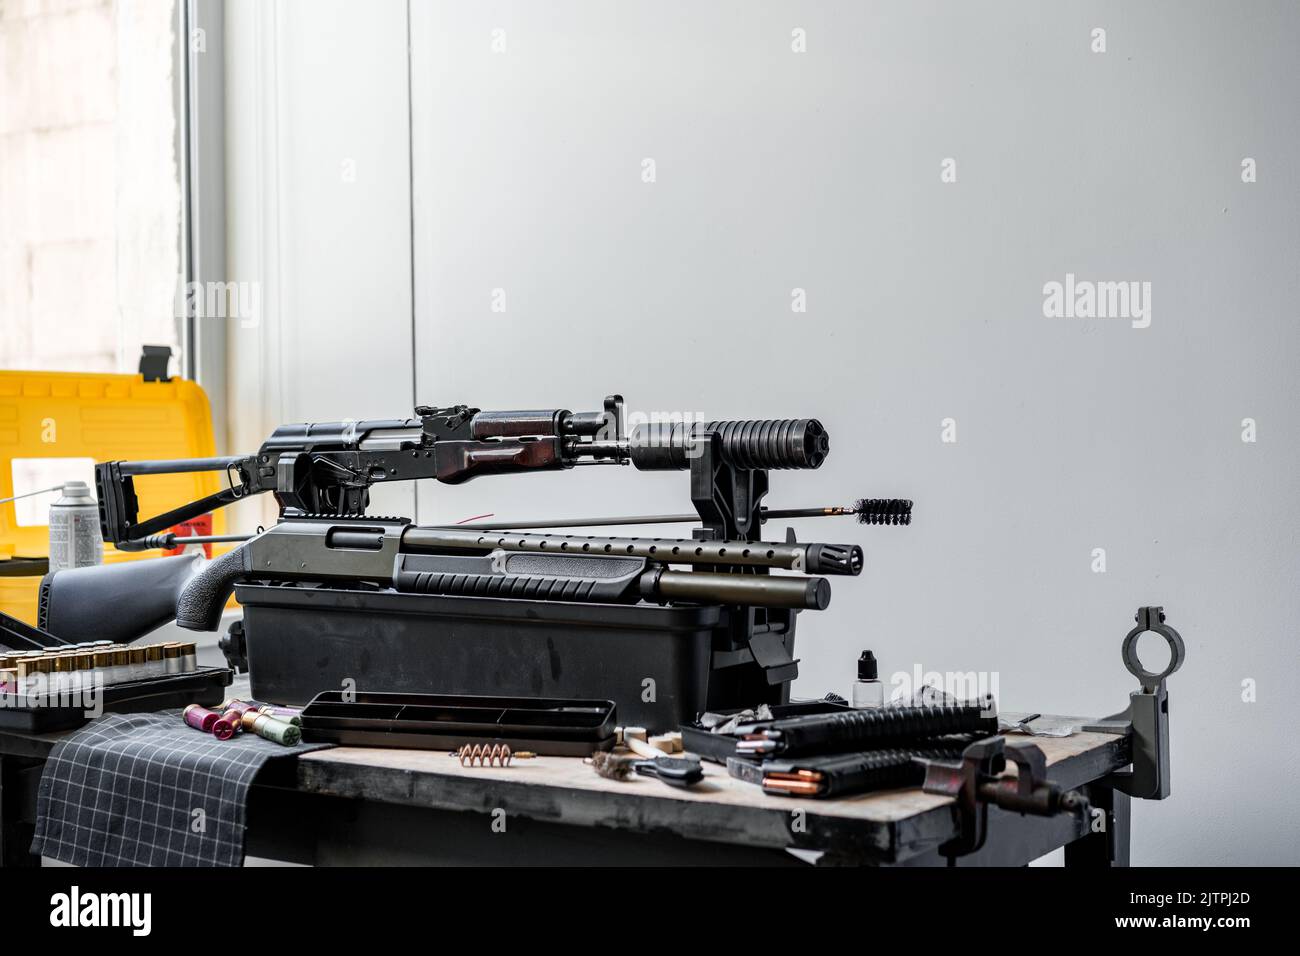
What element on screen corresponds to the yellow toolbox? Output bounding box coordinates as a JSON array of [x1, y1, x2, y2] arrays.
[[0, 364, 223, 624]]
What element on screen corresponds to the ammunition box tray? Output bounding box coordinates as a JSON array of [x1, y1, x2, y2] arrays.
[[0, 666, 232, 733]]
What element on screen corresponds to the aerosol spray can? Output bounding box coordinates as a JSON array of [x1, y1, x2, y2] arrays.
[[47, 482, 103, 573]]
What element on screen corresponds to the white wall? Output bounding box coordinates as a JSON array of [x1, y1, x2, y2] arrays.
[[230, 0, 1300, 864]]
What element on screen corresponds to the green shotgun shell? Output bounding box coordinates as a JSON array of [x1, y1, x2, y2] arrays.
[[244, 712, 301, 746]]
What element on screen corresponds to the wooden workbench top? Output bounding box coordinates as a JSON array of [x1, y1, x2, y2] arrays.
[[0, 709, 1131, 864], [292, 718, 1131, 863]]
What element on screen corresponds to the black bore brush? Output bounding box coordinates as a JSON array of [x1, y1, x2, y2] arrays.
[[851, 498, 912, 526]]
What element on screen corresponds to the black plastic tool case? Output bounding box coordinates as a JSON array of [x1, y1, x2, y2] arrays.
[[236, 583, 794, 732], [0, 666, 232, 733], [299, 691, 617, 755]]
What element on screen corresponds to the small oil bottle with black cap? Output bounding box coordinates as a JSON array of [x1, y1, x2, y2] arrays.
[[852, 650, 883, 709]]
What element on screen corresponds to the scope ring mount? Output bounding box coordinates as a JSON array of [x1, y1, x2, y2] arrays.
[[1120, 606, 1185, 693]]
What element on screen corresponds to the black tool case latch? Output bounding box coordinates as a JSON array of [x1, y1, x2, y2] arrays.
[[746, 630, 799, 685], [138, 345, 172, 382]]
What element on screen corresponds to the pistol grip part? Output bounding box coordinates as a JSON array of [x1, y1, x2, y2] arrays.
[[176, 545, 252, 631]]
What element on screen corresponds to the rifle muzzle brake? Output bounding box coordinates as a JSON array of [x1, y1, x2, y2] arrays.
[[629, 419, 829, 471]]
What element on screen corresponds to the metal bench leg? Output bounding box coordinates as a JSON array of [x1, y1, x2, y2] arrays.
[[1065, 783, 1130, 867], [0, 755, 41, 868]]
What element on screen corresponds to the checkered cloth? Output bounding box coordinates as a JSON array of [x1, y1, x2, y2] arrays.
[[31, 711, 330, 867]]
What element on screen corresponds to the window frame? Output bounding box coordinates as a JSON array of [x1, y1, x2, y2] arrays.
[[175, 0, 228, 450]]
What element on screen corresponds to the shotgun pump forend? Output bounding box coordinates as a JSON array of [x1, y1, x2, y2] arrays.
[[173, 517, 850, 632], [94, 394, 831, 549]]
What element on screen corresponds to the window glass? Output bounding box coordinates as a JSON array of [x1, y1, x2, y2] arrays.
[[0, 0, 180, 373]]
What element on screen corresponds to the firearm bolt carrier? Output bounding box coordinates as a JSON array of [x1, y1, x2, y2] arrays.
[[174, 518, 854, 631]]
